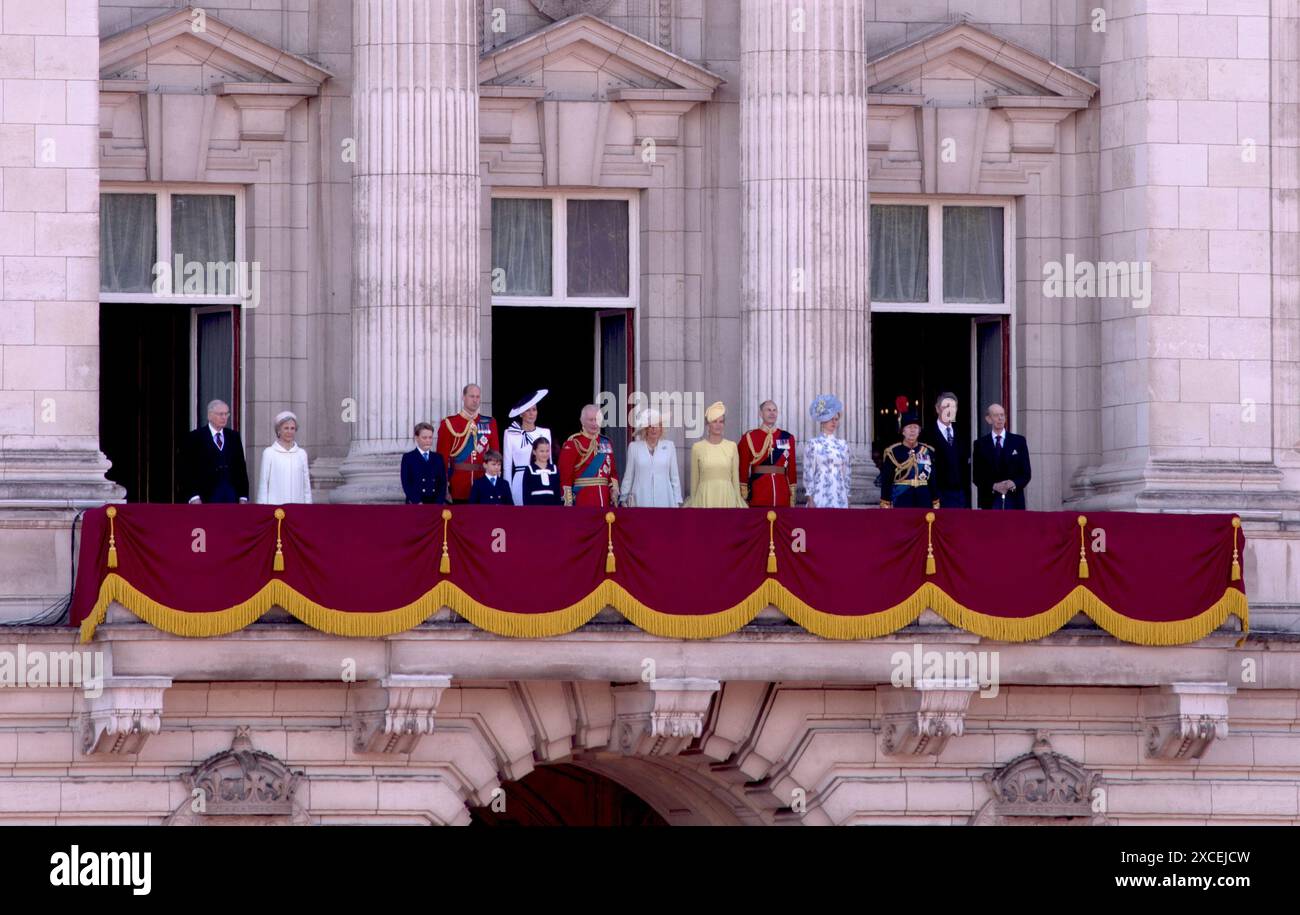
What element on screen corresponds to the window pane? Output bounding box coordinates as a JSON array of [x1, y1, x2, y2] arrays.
[[567, 199, 629, 298], [942, 206, 1004, 304], [172, 195, 236, 293], [197, 310, 234, 423], [492, 198, 552, 296], [870, 205, 928, 303], [100, 193, 157, 293]]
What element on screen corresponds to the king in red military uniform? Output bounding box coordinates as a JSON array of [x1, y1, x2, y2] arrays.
[[738, 400, 797, 507], [559, 404, 620, 507], [437, 383, 500, 503]]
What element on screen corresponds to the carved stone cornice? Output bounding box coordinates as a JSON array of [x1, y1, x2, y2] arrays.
[[878, 678, 978, 757], [352, 675, 453, 755], [79, 676, 172, 756], [1142, 682, 1234, 760], [972, 734, 1105, 825], [610, 678, 720, 756]]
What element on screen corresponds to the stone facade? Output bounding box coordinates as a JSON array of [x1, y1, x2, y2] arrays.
[[0, 0, 1296, 824]]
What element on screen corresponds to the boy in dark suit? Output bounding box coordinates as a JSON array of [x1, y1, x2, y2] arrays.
[[401, 422, 448, 504], [183, 399, 250, 503], [972, 403, 1031, 510], [468, 450, 513, 504]]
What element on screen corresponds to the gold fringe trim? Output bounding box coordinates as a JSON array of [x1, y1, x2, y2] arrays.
[[77, 573, 1250, 646]]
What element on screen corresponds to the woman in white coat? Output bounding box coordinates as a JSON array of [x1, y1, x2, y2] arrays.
[[620, 409, 681, 508], [257, 411, 313, 504]]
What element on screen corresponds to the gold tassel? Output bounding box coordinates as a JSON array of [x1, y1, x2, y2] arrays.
[[440, 509, 451, 574], [273, 508, 286, 572], [1231, 516, 1241, 581], [1077, 515, 1089, 579], [605, 511, 616, 574], [766, 510, 778, 574], [925, 511, 936, 575], [105, 506, 119, 569]]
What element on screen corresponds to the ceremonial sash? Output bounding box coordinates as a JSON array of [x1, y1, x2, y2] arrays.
[[573, 435, 610, 483]]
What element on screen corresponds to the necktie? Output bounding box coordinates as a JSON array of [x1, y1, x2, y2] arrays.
[[423, 451, 429, 462], [945, 426, 953, 446], [995, 434, 1002, 453], [215, 431, 223, 451]]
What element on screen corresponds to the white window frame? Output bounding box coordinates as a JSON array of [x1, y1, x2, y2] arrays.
[[868, 195, 1013, 315], [489, 188, 639, 309], [99, 182, 247, 305]]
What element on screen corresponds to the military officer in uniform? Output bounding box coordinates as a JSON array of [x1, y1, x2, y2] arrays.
[[880, 410, 940, 509], [559, 404, 620, 507], [738, 400, 798, 507], [437, 383, 500, 503]]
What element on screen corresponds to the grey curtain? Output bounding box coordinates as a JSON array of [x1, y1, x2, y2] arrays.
[[492, 198, 552, 296], [172, 195, 236, 279], [567, 199, 629, 297], [943, 206, 1004, 304], [197, 310, 234, 422], [100, 193, 157, 293], [870, 204, 928, 303]]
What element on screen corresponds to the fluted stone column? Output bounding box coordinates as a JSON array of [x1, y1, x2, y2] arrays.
[[334, 0, 480, 502], [740, 0, 871, 497]]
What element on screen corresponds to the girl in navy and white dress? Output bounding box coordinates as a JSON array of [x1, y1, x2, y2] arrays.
[[521, 438, 562, 506]]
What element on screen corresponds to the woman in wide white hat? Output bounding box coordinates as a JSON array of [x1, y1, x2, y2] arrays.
[[502, 388, 551, 506], [257, 410, 312, 504], [620, 407, 682, 508]]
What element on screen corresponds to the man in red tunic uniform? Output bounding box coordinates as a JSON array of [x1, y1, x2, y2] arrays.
[[738, 400, 798, 507], [559, 404, 620, 507], [437, 383, 500, 503]]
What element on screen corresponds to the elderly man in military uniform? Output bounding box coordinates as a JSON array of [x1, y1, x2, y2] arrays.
[[880, 410, 940, 509], [559, 404, 620, 507], [738, 400, 797, 507]]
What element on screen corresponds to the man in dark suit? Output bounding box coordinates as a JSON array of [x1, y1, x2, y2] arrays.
[[922, 391, 969, 508], [972, 403, 1031, 510], [183, 399, 249, 503], [401, 422, 448, 504]]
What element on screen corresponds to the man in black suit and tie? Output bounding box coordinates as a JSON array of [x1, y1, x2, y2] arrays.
[[972, 403, 1031, 510], [922, 391, 970, 508], [401, 422, 448, 504], [183, 399, 250, 503]]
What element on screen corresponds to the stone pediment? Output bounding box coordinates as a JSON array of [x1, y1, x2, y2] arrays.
[[866, 20, 1097, 106], [480, 14, 722, 100], [100, 5, 332, 91]]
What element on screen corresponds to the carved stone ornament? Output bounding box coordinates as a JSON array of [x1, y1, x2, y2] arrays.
[[970, 733, 1106, 825], [180, 727, 304, 817], [878, 678, 977, 757], [80, 676, 172, 756], [610, 678, 720, 756], [1142, 682, 1234, 760], [352, 675, 452, 755], [530, 0, 615, 20]]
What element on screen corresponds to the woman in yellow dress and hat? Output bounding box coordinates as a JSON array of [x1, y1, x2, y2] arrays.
[[686, 401, 747, 508]]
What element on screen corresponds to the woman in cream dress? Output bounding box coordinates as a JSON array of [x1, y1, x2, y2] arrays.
[[620, 409, 682, 507], [686, 401, 746, 508], [257, 411, 313, 504]]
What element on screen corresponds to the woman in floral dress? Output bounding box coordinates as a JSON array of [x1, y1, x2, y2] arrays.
[[804, 394, 851, 508]]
